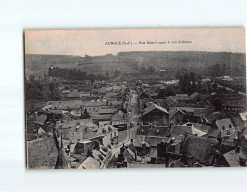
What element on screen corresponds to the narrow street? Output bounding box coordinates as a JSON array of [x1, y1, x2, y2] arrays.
[[111, 89, 141, 157]]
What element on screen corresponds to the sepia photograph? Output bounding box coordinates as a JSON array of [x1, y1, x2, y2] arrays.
[[24, 28, 247, 169]]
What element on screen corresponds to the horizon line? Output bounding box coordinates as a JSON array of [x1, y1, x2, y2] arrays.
[[25, 50, 247, 57]]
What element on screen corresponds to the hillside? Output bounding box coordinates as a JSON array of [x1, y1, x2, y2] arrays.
[[25, 51, 246, 78]]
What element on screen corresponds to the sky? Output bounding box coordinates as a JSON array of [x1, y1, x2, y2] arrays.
[[25, 28, 246, 56]]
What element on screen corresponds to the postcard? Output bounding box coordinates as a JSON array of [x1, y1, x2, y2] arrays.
[[25, 28, 246, 169]]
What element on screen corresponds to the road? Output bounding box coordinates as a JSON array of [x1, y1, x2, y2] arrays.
[[111, 89, 141, 157]]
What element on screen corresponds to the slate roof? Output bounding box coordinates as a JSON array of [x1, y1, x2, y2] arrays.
[[204, 112, 222, 122], [193, 123, 211, 133], [230, 114, 244, 127], [37, 127, 46, 134], [78, 157, 100, 169], [34, 114, 47, 125], [143, 103, 168, 116], [83, 130, 101, 140], [140, 125, 170, 137], [144, 136, 169, 147], [171, 125, 193, 141], [111, 110, 127, 121], [189, 92, 200, 99], [223, 149, 241, 167], [169, 108, 185, 119], [85, 100, 121, 107], [91, 114, 113, 120], [239, 112, 247, 121]]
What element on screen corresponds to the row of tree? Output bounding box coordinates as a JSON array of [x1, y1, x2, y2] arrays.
[[25, 77, 60, 101], [48, 67, 110, 81]]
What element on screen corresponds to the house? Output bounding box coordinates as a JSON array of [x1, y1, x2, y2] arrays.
[[230, 114, 246, 131], [97, 125, 119, 145], [171, 124, 206, 142], [168, 94, 190, 101], [170, 106, 212, 117], [62, 89, 70, 94], [66, 91, 82, 99], [111, 110, 130, 127], [216, 118, 235, 137], [181, 123, 208, 137], [98, 107, 118, 115], [78, 157, 100, 169], [142, 103, 169, 126], [222, 99, 246, 114], [70, 139, 92, 155], [69, 125, 87, 144], [167, 93, 200, 102], [144, 136, 170, 147], [138, 124, 170, 137], [91, 114, 113, 125], [84, 100, 122, 114], [163, 80, 179, 86], [128, 138, 150, 156], [169, 108, 185, 125], [192, 123, 212, 134], [164, 98, 178, 107], [47, 100, 84, 111]]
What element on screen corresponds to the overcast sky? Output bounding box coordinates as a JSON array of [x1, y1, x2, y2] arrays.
[[25, 28, 245, 56]]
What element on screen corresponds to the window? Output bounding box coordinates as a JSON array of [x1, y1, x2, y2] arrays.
[[222, 126, 225, 130], [229, 124, 232, 128], [114, 132, 117, 137]]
